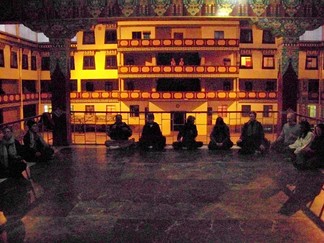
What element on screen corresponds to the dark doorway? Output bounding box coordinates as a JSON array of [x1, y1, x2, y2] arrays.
[[23, 104, 36, 119], [171, 111, 186, 131]]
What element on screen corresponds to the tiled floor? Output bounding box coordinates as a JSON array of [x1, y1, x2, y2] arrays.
[[0, 146, 323, 242]]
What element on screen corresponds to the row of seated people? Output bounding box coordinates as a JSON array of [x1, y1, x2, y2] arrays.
[[105, 112, 324, 170], [0, 120, 54, 180]]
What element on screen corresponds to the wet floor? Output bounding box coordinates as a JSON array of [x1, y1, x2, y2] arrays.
[[0, 146, 323, 242]]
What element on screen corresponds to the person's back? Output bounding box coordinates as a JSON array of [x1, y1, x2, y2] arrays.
[[209, 117, 233, 150]]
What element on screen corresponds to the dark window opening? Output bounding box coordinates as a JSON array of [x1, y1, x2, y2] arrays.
[[105, 56, 117, 69], [0, 49, 4, 67], [132, 32, 141, 39], [70, 56, 75, 70], [262, 30, 275, 44], [242, 105, 251, 117], [130, 105, 139, 117], [41, 56, 50, 70], [41, 80, 51, 93], [22, 80, 36, 93], [83, 31, 95, 44], [31, 56, 37, 70], [240, 29, 253, 43], [86, 82, 94, 91], [10, 52, 18, 68], [22, 54, 28, 69], [105, 30, 117, 43], [157, 79, 201, 92]]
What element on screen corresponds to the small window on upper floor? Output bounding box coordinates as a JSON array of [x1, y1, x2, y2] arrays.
[[263, 105, 273, 117], [70, 79, 77, 92], [41, 56, 50, 70], [173, 32, 183, 39], [83, 56, 95, 70], [265, 81, 276, 91], [31, 56, 37, 70], [22, 54, 28, 69], [262, 55, 275, 69], [105, 56, 117, 69], [0, 49, 4, 67], [83, 31, 95, 44], [242, 105, 251, 117], [70, 56, 75, 70], [240, 29, 253, 43], [305, 56, 318, 70], [10, 51, 18, 68], [143, 32, 151, 39], [214, 31, 224, 39], [240, 55, 253, 68], [132, 32, 141, 40], [262, 30, 275, 44], [105, 30, 117, 44]]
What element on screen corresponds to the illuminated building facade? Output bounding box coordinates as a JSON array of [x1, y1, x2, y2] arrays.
[[0, 1, 323, 145]]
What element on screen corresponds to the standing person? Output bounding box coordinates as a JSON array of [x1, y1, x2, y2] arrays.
[[208, 116, 233, 150], [170, 58, 176, 66], [271, 112, 300, 153], [105, 114, 135, 149], [178, 57, 184, 66], [298, 123, 324, 169], [237, 111, 269, 154], [0, 126, 27, 179], [138, 113, 166, 151], [23, 119, 54, 163], [173, 115, 203, 150]]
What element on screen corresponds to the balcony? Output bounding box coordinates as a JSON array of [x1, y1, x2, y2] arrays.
[[118, 65, 239, 78], [0, 93, 50, 107], [118, 39, 239, 51]]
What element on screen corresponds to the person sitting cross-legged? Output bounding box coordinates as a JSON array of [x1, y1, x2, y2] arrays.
[[208, 116, 233, 150], [23, 120, 54, 163], [105, 114, 135, 149], [173, 116, 203, 150], [237, 111, 269, 155], [138, 113, 166, 151]]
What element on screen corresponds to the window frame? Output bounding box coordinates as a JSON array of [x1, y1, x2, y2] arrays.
[[240, 55, 253, 69], [132, 32, 142, 40], [104, 30, 117, 44], [214, 31, 224, 40], [263, 105, 273, 117], [105, 56, 117, 69], [130, 105, 139, 117], [240, 29, 253, 43], [82, 31, 95, 45], [305, 56, 318, 70], [41, 56, 50, 70], [10, 51, 18, 68], [31, 56, 37, 70], [242, 105, 251, 117], [22, 54, 29, 70], [0, 49, 5, 67], [83, 56, 96, 70], [262, 55, 275, 69]]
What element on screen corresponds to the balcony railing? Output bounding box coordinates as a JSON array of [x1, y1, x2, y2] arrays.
[[118, 38, 239, 50], [119, 65, 239, 75], [70, 91, 278, 100], [0, 93, 42, 105]]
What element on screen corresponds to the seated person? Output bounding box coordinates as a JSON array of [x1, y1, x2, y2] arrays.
[[237, 111, 269, 154], [138, 113, 166, 151], [208, 116, 233, 150], [0, 126, 27, 179], [292, 123, 324, 170], [23, 120, 54, 162], [271, 112, 300, 153], [173, 116, 203, 150], [288, 120, 314, 168], [105, 114, 135, 149]]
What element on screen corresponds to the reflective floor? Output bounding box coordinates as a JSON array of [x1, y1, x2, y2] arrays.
[[0, 146, 323, 242]]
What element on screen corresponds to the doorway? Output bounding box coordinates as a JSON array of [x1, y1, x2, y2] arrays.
[[171, 111, 186, 131]]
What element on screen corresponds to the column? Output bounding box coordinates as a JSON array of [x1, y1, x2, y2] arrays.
[[49, 37, 72, 146]]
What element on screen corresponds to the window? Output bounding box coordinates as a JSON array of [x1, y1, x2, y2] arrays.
[[307, 104, 316, 118], [143, 32, 151, 39], [262, 30, 275, 44], [41, 80, 51, 93], [263, 105, 273, 117], [70, 80, 77, 91], [244, 81, 253, 91], [0, 49, 4, 67], [265, 81, 276, 91], [85, 105, 95, 115], [105, 56, 117, 69], [105, 82, 113, 91], [22, 54, 28, 69], [308, 80, 319, 92], [130, 105, 139, 117], [85, 82, 94, 91], [31, 56, 37, 70], [305, 56, 318, 69], [174, 32, 183, 39], [240, 55, 253, 68], [10, 51, 18, 68], [106, 105, 116, 122], [240, 29, 253, 43], [70, 56, 75, 70], [262, 55, 275, 69], [132, 32, 141, 39], [242, 105, 251, 117], [126, 81, 135, 91], [214, 31, 224, 39], [83, 56, 95, 69], [41, 56, 50, 70], [104, 30, 117, 43], [223, 81, 231, 91], [217, 105, 228, 118], [83, 31, 95, 44]]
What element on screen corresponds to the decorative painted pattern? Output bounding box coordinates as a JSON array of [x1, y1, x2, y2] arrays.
[[151, 0, 171, 16], [248, 0, 270, 16], [118, 0, 137, 17], [183, 0, 204, 16]]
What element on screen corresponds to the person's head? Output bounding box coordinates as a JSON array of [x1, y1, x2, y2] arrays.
[[249, 111, 257, 122], [299, 120, 311, 138], [1, 126, 13, 140], [187, 116, 195, 124], [146, 113, 154, 123], [27, 119, 38, 132], [216, 116, 225, 126], [314, 123, 324, 137], [286, 112, 296, 126], [115, 114, 122, 123]]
